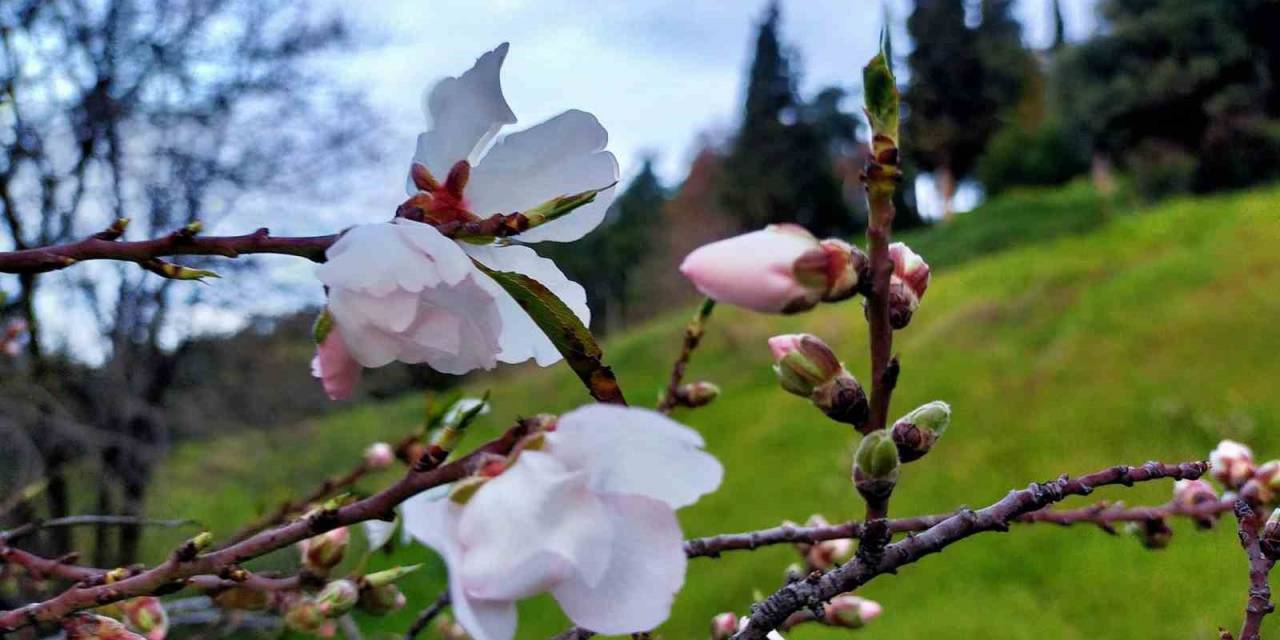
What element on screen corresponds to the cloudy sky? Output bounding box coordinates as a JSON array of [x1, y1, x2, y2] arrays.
[[310, 0, 1097, 212]]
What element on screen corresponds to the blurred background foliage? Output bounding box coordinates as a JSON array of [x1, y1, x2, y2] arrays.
[[4, 0, 1280, 637]]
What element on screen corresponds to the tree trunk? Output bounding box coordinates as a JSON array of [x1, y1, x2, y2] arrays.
[[1091, 152, 1116, 195], [936, 166, 957, 220]]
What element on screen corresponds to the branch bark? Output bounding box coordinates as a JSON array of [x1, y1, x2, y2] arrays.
[[730, 460, 1208, 639], [1233, 500, 1275, 640], [657, 299, 715, 415], [0, 420, 535, 632]]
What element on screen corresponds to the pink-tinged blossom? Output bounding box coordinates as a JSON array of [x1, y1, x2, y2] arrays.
[[680, 225, 824, 313], [402, 405, 722, 640], [710, 612, 738, 639], [315, 44, 615, 396], [363, 442, 395, 469], [311, 329, 362, 401], [824, 594, 883, 628], [299, 527, 349, 573], [1210, 439, 1255, 490]]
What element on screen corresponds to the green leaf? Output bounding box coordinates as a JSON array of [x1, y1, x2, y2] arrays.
[[472, 261, 626, 405], [862, 50, 899, 146]]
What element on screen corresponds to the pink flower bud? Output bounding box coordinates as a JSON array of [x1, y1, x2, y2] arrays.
[[284, 597, 330, 635], [803, 514, 853, 569], [1210, 440, 1255, 490], [299, 527, 349, 573], [886, 242, 930, 329], [710, 612, 738, 639], [363, 442, 395, 469], [824, 594, 882, 628], [358, 583, 408, 615], [311, 329, 362, 400], [674, 381, 721, 408], [768, 334, 843, 396], [1173, 479, 1218, 510], [680, 225, 826, 313], [119, 597, 168, 640], [62, 614, 145, 640], [316, 579, 360, 617]]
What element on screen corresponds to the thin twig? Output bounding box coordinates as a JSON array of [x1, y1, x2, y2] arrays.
[[1, 515, 196, 543], [0, 420, 537, 632], [685, 496, 1231, 559], [657, 299, 715, 415], [1232, 500, 1275, 640], [730, 461, 1208, 639], [404, 590, 451, 640], [222, 460, 379, 546]]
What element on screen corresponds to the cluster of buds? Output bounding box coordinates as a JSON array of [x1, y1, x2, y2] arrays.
[[883, 242, 930, 329], [680, 224, 869, 315], [281, 566, 417, 636], [789, 514, 853, 569], [1207, 440, 1280, 508], [355, 565, 415, 615], [769, 334, 869, 428], [299, 527, 349, 574], [853, 430, 900, 506], [891, 401, 951, 462]]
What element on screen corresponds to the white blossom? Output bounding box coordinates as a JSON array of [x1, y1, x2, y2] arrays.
[[402, 405, 722, 640]]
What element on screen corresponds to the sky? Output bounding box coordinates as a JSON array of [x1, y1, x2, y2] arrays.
[[309, 0, 1098, 212]]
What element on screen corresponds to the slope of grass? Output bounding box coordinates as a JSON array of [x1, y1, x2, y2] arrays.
[[148, 184, 1280, 639]]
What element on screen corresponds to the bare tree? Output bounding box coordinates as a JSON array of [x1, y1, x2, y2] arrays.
[[0, 0, 375, 564]]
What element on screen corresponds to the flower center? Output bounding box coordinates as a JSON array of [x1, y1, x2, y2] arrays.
[[399, 160, 480, 226]]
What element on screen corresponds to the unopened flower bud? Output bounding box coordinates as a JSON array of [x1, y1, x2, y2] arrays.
[[283, 597, 331, 635], [811, 373, 870, 428], [853, 430, 899, 504], [363, 442, 395, 469], [683, 224, 860, 314], [62, 614, 145, 640], [1257, 461, 1280, 492], [710, 612, 738, 639], [436, 616, 472, 640], [1242, 477, 1276, 508], [1210, 440, 1255, 490], [1126, 518, 1173, 550], [824, 594, 883, 628], [1173, 479, 1220, 528], [803, 514, 853, 569], [299, 527, 349, 573], [884, 242, 930, 329], [674, 381, 721, 408], [891, 401, 951, 462], [1262, 508, 1280, 560], [358, 582, 407, 615], [316, 579, 359, 616], [118, 597, 168, 640], [769, 334, 843, 396]]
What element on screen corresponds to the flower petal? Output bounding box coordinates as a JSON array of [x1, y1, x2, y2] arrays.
[[678, 226, 820, 313], [465, 243, 589, 366], [400, 494, 517, 640], [548, 405, 723, 509], [552, 493, 686, 634], [311, 329, 362, 400], [468, 110, 619, 243], [409, 43, 517, 191], [456, 451, 612, 600]]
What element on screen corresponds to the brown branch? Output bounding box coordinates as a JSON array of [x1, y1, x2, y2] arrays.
[[0, 546, 300, 594], [730, 460, 1208, 639], [686, 496, 1231, 560], [0, 420, 536, 633], [656, 299, 715, 415], [0, 227, 337, 275], [1232, 500, 1276, 640], [404, 590, 451, 640]]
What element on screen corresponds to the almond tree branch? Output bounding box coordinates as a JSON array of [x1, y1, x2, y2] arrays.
[[404, 590, 451, 640], [657, 299, 715, 415], [730, 460, 1208, 639], [1, 515, 197, 544], [1232, 500, 1275, 640], [685, 495, 1232, 559], [0, 419, 536, 633], [222, 455, 386, 546], [0, 227, 337, 275]]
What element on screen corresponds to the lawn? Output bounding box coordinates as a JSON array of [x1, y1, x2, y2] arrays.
[[147, 183, 1280, 639]]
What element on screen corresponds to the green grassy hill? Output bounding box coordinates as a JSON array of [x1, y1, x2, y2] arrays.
[[148, 184, 1280, 639]]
